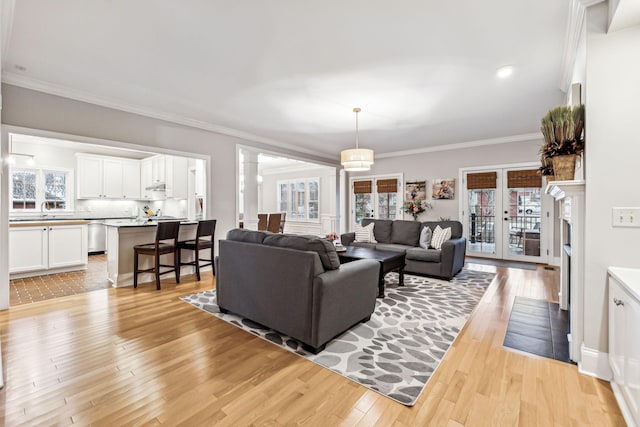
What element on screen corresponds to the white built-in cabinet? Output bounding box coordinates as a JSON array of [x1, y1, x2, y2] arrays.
[[77, 153, 188, 200], [608, 267, 640, 427], [166, 155, 188, 199], [141, 158, 153, 200], [122, 159, 141, 199], [77, 154, 131, 199], [10, 223, 88, 277]]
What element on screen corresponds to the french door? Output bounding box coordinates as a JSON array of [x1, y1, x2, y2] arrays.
[[350, 175, 402, 230], [463, 167, 547, 263]]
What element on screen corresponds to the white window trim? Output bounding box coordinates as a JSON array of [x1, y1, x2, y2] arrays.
[[349, 173, 403, 230], [277, 177, 320, 223], [10, 166, 75, 213]]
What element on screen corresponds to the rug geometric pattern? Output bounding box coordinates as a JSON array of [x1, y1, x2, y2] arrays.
[[180, 269, 495, 406]]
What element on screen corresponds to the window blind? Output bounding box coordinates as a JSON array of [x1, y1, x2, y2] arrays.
[[507, 169, 542, 188], [376, 178, 397, 193], [353, 180, 372, 194], [466, 172, 497, 189]]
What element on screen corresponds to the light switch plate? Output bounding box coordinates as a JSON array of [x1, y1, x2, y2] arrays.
[[612, 207, 640, 227]]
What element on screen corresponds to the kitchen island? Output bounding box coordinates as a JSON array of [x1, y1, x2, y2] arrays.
[[105, 219, 198, 287]]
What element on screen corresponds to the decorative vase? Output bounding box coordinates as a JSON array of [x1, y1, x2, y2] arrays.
[[552, 154, 577, 181]]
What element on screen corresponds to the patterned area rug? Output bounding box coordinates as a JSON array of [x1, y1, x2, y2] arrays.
[[180, 269, 495, 406]]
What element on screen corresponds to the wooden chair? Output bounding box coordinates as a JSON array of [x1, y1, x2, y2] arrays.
[[279, 212, 286, 233], [133, 221, 181, 290], [177, 219, 217, 281], [267, 213, 282, 233], [257, 213, 268, 231]]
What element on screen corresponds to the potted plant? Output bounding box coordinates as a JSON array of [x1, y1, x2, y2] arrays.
[[539, 104, 584, 180]]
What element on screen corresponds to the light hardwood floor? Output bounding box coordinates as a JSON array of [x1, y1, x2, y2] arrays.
[[0, 264, 625, 426]]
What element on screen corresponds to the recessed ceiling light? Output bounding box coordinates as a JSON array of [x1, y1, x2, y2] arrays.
[[497, 66, 514, 79]]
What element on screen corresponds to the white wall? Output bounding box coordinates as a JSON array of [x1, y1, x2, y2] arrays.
[[345, 139, 541, 222], [583, 9, 640, 354]]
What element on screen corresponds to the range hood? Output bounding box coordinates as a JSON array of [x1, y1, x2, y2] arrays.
[[145, 182, 166, 191]]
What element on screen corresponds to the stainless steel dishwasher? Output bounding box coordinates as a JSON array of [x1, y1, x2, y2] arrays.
[[88, 220, 106, 254]]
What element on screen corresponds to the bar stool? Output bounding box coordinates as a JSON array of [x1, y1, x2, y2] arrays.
[[177, 219, 217, 281], [133, 221, 181, 290]]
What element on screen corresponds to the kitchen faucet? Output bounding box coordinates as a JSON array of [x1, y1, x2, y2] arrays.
[[40, 201, 50, 216], [155, 208, 162, 217]]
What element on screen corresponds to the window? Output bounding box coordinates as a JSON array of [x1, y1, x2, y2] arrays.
[[277, 178, 320, 222], [11, 167, 73, 211]]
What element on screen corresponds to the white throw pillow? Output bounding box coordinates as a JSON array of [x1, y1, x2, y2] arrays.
[[354, 222, 377, 243], [430, 225, 452, 250], [419, 226, 433, 249]]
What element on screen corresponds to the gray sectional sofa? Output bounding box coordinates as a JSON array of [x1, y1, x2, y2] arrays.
[[215, 229, 380, 353], [341, 219, 466, 280]]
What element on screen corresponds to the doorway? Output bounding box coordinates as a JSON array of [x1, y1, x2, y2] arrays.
[[349, 175, 402, 230], [462, 166, 548, 263]]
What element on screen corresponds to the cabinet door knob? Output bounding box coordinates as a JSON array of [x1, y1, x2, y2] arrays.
[[614, 298, 624, 306]]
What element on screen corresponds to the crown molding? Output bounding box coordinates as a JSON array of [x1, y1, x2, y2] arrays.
[[1, 71, 337, 161], [559, 0, 605, 92], [375, 132, 541, 159]]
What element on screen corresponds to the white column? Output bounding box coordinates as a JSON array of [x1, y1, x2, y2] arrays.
[[242, 150, 260, 230]]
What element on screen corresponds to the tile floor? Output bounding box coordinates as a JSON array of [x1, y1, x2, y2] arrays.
[[503, 296, 571, 363], [10, 254, 110, 306]]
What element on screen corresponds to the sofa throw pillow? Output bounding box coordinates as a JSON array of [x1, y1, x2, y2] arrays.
[[430, 225, 452, 250], [354, 222, 377, 243], [419, 226, 433, 249]]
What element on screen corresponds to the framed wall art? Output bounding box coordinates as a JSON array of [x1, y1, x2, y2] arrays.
[[432, 178, 455, 200]]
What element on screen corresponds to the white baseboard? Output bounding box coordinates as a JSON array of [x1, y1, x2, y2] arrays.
[[611, 382, 637, 427], [578, 344, 612, 380]]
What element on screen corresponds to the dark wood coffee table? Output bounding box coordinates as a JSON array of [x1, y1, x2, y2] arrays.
[[337, 246, 405, 298]]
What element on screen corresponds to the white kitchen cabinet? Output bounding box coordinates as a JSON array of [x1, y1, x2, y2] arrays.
[[102, 158, 124, 198], [166, 155, 188, 199], [77, 154, 143, 199], [141, 158, 153, 199], [122, 159, 141, 199], [609, 267, 640, 427], [151, 155, 165, 185], [9, 226, 48, 273], [48, 225, 88, 268], [9, 222, 88, 277], [76, 155, 104, 198]]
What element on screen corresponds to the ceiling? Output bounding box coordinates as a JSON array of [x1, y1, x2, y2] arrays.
[[2, 1, 570, 160]]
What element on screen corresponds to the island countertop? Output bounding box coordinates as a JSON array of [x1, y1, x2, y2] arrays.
[[103, 219, 197, 227]]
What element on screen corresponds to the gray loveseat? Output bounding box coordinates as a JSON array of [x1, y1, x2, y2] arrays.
[[341, 219, 466, 280], [216, 229, 380, 353]]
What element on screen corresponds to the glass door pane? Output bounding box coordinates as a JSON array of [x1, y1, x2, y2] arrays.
[[467, 189, 496, 255], [354, 194, 372, 225], [377, 193, 397, 220], [505, 187, 542, 258]]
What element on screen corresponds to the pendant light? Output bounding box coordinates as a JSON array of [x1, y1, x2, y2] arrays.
[[341, 107, 374, 171]]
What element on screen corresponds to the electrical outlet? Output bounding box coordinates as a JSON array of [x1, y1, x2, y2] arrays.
[[612, 207, 640, 227]]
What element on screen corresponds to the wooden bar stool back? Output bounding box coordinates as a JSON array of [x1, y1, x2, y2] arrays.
[[178, 219, 217, 281], [133, 221, 181, 290], [267, 213, 282, 233], [279, 212, 286, 233], [257, 213, 268, 231]]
